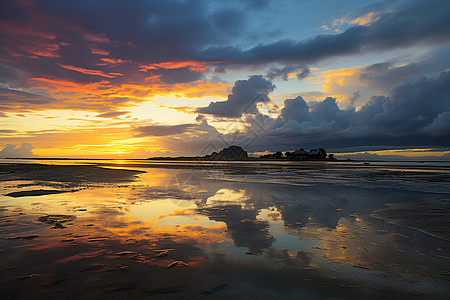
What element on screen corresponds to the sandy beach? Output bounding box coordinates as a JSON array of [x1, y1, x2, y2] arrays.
[[1, 160, 449, 299]]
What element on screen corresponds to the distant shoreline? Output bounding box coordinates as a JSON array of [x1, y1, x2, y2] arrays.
[[2, 156, 336, 161], [2, 157, 450, 163]]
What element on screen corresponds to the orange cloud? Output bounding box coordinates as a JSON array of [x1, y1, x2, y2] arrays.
[[323, 12, 382, 34], [156, 209, 196, 219], [80, 31, 110, 43], [26, 76, 231, 112], [312, 65, 383, 107], [140, 60, 221, 72], [91, 48, 110, 55], [350, 12, 381, 26], [31, 77, 87, 88], [99, 58, 127, 64], [145, 74, 162, 82], [58, 64, 123, 78]]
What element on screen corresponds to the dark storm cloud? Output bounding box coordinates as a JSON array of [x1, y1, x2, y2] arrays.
[[266, 65, 303, 81], [197, 75, 275, 118], [235, 71, 450, 151], [359, 46, 450, 92], [0, 0, 250, 89], [154, 68, 204, 84], [133, 71, 449, 153], [2, 0, 448, 88], [1, 0, 449, 113], [211, 7, 246, 36], [134, 124, 195, 137], [200, 0, 450, 65], [27, 0, 222, 62]]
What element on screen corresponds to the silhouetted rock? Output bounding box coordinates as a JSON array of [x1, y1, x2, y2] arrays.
[[209, 146, 248, 160]]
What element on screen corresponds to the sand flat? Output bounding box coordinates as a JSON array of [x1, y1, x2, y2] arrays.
[[1, 160, 449, 299], [0, 163, 145, 186], [371, 203, 450, 241]]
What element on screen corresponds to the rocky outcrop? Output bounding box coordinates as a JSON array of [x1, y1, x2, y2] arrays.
[[209, 146, 248, 160]]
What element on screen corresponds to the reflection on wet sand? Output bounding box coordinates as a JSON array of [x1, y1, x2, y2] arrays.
[[1, 162, 449, 299]]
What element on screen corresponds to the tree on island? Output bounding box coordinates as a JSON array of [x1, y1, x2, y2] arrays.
[[260, 147, 333, 160]]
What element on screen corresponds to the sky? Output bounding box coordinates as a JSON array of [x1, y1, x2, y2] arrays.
[[1, 0, 450, 159]]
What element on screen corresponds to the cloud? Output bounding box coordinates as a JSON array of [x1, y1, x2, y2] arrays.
[[0, 0, 449, 158], [0, 130, 18, 133], [1, 0, 449, 114], [266, 65, 302, 81], [58, 64, 122, 78], [421, 112, 450, 136], [0, 0, 246, 111], [359, 46, 450, 92], [197, 75, 275, 118], [0, 87, 53, 110], [348, 91, 360, 107], [188, 71, 445, 153], [95, 111, 129, 118], [334, 150, 450, 161], [0, 143, 35, 158], [200, 0, 450, 65], [126, 71, 450, 155], [264, 66, 310, 81], [296, 67, 310, 80], [251, 71, 450, 150], [152, 67, 204, 84], [134, 124, 195, 137], [211, 7, 246, 36]]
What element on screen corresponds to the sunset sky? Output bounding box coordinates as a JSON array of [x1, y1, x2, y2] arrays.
[[1, 0, 450, 159]]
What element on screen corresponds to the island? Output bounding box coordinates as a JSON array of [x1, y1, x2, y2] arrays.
[[147, 145, 335, 160]]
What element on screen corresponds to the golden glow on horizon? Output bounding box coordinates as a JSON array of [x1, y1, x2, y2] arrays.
[[0, 56, 444, 158], [336, 148, 450, 158], [311, 65, 384, 108]]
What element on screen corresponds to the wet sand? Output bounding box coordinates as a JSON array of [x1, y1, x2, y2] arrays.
[[372, 203, 450, 241], [0, 163, 144, 188], [1, 161, 449, 299]]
